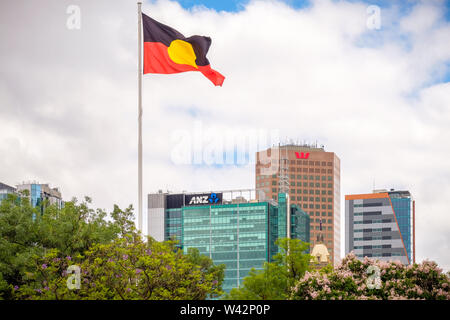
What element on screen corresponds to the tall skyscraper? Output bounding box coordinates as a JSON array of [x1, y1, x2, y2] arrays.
[[255, 143, 341, 265], [345, 189, 415, 265], [147, 190, 310, 292]]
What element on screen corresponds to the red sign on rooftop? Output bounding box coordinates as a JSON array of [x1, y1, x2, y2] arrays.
[[295, 152, 310, 159]]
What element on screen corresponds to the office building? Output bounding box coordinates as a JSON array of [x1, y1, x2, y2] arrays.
[[345, 189, 415, 265], [16, 182, 63, 210], [148, 190, 310, 292], [255, 143, 341, 265], [0, 182, 16, 202]]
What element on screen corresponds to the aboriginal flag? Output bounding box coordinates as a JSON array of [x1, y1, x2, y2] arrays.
[[142, 13, 225, 86]]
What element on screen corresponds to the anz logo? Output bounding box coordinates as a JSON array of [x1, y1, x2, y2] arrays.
[[295, 152, 310, 159], [208, 193, 219, 203], [188, 193, 220, 205]]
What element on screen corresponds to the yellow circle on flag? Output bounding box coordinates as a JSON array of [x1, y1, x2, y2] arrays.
[[167, 39, 198, 69]]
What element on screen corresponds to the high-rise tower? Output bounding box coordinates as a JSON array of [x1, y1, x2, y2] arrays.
[[255, 143, 341, 265]]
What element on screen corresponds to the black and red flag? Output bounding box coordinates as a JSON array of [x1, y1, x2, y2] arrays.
[[141, 13, 225, 86]]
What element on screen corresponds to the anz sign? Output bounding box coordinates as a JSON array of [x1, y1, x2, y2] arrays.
[[186, 193, 222, 206]]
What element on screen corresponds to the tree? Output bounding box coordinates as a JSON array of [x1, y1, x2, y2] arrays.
[[224, 238, 311, 300], [0, 194, 127, 299], [14, 235, 224, 300], [291, 252, 450, 300]]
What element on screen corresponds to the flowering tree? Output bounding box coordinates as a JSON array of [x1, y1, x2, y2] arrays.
[[291, 252, 450, 300], [13, 235, 224, 300]]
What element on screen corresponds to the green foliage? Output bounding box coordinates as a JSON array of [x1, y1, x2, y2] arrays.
[[224, 238, 311, 300], [0, 194, 127, 299], [14, 236, 224, 300], [1, 194, 223, 300], [291, 252, 450, 300]]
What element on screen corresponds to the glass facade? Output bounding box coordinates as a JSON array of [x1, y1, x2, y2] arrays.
[[164, 208, 182, 244], [390, 195, 412, 263], [182, 202, 270, 292], [30, 184, 42, 208], [291, 204, 311, 252], [153, 192, 311, 292]]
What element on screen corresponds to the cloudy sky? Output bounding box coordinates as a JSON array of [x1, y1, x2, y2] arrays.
[[0, 0, 449, 269]]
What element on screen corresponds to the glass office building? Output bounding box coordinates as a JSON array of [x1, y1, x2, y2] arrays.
[[148, 190, 310, 292], [345, 189, 415, 265], [0, 182, 16, 203]]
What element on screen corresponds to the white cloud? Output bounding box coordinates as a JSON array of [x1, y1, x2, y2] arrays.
[[0, 0, 449, 270]]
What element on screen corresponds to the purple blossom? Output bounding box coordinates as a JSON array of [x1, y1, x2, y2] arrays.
[[44, 286, 49, 291], [135, 269, 142, 275], [166, 265, 172, 270], [212, 280, 218, 285], [41, 264, 48, 269], [122, 254, 128, 260], [126, 288, 131, 293], [145, 249, 152, 255], [66, 256, 72, 261], [115, 274, 122, 278], [34, 289, 42, 294], [14, 286, 19, 291]]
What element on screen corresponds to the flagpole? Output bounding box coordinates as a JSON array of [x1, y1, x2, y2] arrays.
[[137, 2, 143, 234]]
